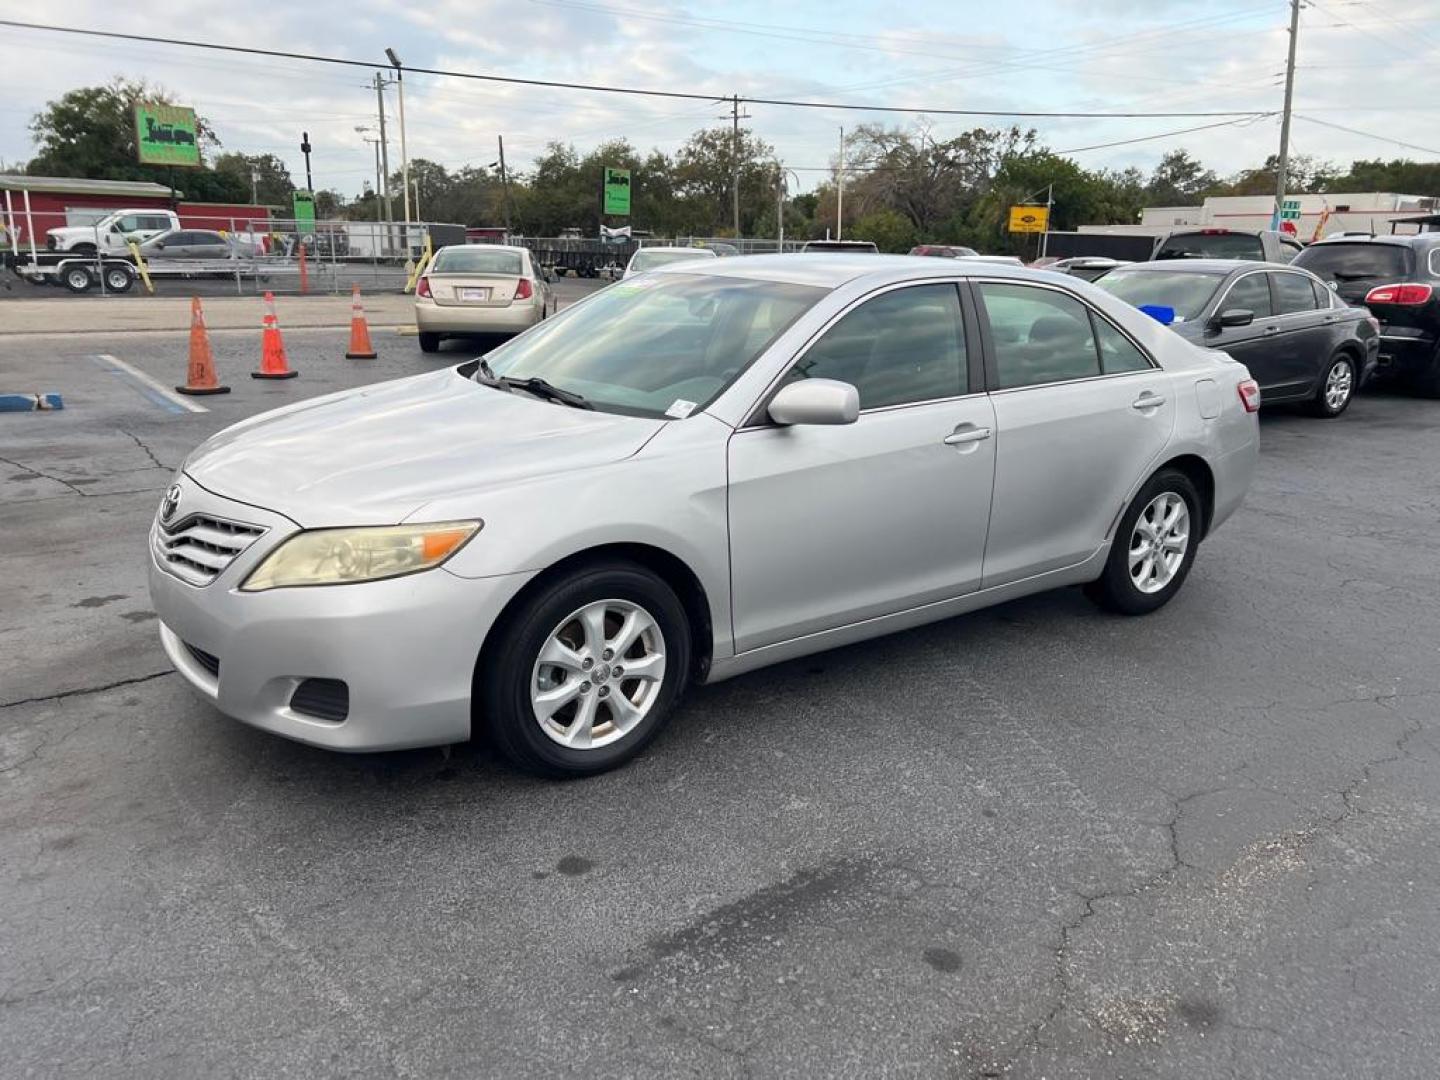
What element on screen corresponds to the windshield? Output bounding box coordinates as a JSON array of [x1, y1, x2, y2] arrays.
[[1294, 242, 1412, 281], [1155, 232, 1265, 261], [630, 250, 714, 272], [430, 248, 524, 275], [481, 274, 826, 418], [1093, 269, 1225, 322]]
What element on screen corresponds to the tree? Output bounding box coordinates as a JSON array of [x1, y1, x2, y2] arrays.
[[1323, 158, 1440, 197], [850, 209, 917, 252], [674, 127, 777, 236], [213, 152, 294, 206], [1145, 150, 1219, 206]]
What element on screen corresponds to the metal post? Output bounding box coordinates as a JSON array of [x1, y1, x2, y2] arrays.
[[732, 95, 741, 238], [1273, 0, 1301, 231], [1040, 182, 1054, 259], [836, 126, 845, 241], [374, 73, 394, 253], [22, 189, 37, 262], [385, 49, 412, 267], [300, 132, 314, 193], [777, 167, 784, 251], [498, 135, 514, 236], [232, 216, 242, 296]]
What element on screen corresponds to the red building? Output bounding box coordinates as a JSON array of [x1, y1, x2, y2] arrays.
[[0, 174, 275, 249]]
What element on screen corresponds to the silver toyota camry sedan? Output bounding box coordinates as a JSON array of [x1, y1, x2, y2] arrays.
[[149, 255, 1259, 776]]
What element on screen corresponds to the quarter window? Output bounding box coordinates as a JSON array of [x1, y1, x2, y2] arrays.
[[1223, 273, 1272, 318], [1090, 314, 1152, 374], [980, 283, 1101, 389], [1271, 272, 1319, 315], [789, 284, 967, 409]]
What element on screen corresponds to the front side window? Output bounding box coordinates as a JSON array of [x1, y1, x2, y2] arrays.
[[786, 284, 966, 409], [980, 283, 1101, 389], [1223, 273, 1273, 318], [1271, 272, 1319, 315], [484, 273, 824, 418], [115, 216, 142, 232]]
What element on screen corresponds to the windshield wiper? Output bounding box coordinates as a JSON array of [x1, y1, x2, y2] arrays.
[[472, 356, 509, 390], [503, 376, 594, 410]]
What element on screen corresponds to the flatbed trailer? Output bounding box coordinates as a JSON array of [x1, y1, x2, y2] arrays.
[[6, 250, 143, 294]]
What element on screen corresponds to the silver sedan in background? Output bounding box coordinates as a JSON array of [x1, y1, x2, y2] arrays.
[[149, 255, 1259, 777]]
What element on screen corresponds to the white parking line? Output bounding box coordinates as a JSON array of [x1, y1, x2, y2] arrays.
[[94, 353, 209, 414]]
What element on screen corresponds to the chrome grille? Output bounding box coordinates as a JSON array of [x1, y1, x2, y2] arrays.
[[154, 513, 267, 587]]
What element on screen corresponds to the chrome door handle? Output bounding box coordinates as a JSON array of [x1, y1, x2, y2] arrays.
[[943, 426, 992, 446], [1131, 393, 1166, 410]]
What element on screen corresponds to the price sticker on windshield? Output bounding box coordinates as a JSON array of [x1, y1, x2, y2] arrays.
[[665, 399, 697, 419]]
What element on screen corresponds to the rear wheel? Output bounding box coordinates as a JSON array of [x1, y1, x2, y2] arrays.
[[103, 265, 135, 293], [418, 331, 441, 353], [1306, 353, 1355, 417], [62, 265, 94, 293], [1085, 468, 1202, 616], [480, 562, 691, 777]]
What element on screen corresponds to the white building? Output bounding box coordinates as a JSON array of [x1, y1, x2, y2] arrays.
[[1081, 192, 1438, 240]]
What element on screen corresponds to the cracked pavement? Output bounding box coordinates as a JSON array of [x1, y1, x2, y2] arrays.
[[2, 327, 1438, 1078]]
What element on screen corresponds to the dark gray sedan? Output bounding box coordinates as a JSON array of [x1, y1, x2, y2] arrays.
[[1094, 259, 1380, 417]]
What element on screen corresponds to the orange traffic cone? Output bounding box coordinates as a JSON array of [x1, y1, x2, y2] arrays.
[[176, 296, 230, 396], [252, 292, 298, 380], [345, 283, 378, 359]]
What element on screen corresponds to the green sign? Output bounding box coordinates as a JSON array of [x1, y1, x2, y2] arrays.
[[1281, 198, 1302, 220], [134, 103, 201, 167], [292, 190, 316, 233], [603, 167, 631, 216]]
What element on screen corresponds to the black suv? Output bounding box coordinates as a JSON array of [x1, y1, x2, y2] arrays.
[[1294, 234, 1440, 395]]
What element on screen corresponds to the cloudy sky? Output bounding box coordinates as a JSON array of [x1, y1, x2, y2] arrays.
[[1, 0, 1438, 200]]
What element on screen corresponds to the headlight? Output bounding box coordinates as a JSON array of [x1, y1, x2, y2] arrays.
[[241, 521, 480, 591]]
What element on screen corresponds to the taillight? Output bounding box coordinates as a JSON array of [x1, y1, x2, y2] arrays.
[[1237, 378, 1261, 413], [1364, 282, 1431, 305], [416, 276, 432, 298], [513, 278, 533, 301]]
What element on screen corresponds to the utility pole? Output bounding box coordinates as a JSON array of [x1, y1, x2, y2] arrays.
[[385, 48, 412, 267], [250, 167, 259, 206], [729, 95, 751, 239], [374, 73, 394, 235], [300, 131, 314, 192], [497, 135, 514, 236], [1272, 0, 1301, 232], [837, 126, 845, 241]]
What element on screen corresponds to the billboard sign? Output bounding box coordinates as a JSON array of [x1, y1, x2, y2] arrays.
[[134, 103, 201, 167], [1008, 205, 1049, 233], [603, 167, 632, 216], [292, 190, 316, 234]]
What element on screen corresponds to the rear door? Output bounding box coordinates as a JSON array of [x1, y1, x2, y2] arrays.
[[976, 280, 1175, 588]]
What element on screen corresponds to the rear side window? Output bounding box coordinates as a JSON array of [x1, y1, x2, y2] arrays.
[[1155, 231, 1265, 261], [1090, 315, 1152, 373], [1278, 238, 1304, 264], [1294, 242, 1412, 282], [980, 283, 1101, 389], [1271, 272, 1319, 314], [792, 284, 966, 408], [1311, 279, 1335, 308], [1223, 273, 1273, 318]]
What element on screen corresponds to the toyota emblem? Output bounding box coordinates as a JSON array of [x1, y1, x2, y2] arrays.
[[161, 484, 182, 523]]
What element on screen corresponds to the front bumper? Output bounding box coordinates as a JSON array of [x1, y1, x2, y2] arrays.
[[414, 298, 541, 335], [148, 478, 534, 751]]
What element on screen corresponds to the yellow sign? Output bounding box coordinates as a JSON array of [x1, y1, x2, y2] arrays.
[[1008, 205, 1049, 233]]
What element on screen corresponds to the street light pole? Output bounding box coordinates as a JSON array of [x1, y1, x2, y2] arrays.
[[385, 48, 412, 266], [1272, 0, 1301, 232], [836, 126, 845, 241]]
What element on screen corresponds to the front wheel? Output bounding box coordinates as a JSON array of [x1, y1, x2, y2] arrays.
[[1085, 468, 1202, 616], [479, 563, 691, 777], [1307, 353, 1355, 417]]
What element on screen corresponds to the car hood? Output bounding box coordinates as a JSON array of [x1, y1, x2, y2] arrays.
[[184, 368, 667, 527]]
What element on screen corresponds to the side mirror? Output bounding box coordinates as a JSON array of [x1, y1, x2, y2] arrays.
[[1209, 308, 1254, 330], [767, 379, 860, 426], [153, 241, 165, 249]]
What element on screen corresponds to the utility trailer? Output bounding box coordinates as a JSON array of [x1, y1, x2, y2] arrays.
[[517, 237, 640, 278], [6, 250, 141, 294]]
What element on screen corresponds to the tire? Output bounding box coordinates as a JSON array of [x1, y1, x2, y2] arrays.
[[62, 265, 94, 293], [1306, 353, 1356, 417], [1085, 468, 1203, 616], [103, 265, 135, 293], [479, 562, 692, 778], [418, 331, 441, 353]]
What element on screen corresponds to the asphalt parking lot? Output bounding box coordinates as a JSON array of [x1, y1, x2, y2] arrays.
[[2, 324, 1438, 1078]]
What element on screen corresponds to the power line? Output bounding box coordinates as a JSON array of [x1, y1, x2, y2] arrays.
[[0, 20, 1268, 120], [1293, 115, 1440, 157], [1057, 115, 1276, 154]]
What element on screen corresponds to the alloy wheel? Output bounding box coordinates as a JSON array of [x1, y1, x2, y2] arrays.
[[530, 599, 667, 749], [1324, 359, 1353, 412], [1129, 491, 1190, 595]]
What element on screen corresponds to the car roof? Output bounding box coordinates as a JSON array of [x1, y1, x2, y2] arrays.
[[652, 252, 1067, 288], [633, 246, 717, 255], [1108, 259, 1296, 275], [1307, 233, 1439, 248]]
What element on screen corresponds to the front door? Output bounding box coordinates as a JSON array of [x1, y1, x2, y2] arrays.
[[1265, 270, 1335, 398], [975, 281, 1177, 588], [727, 283, 996, 653], [1205, 269, 1282, 392]]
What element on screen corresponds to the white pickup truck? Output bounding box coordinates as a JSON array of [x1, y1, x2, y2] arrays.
[[46, 208, 180, 255]]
